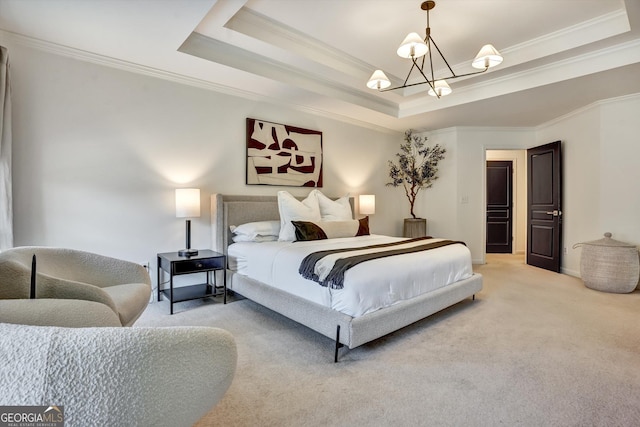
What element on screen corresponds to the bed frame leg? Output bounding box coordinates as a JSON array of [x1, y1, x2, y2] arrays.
[[334, 325, 344, 363]]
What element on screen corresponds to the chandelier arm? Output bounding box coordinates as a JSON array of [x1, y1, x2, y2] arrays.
[[402, 61, 420, 87], [426, 36, 438, 98], [377, 79, 435, 93], [377, 65, 490, 93], [412, 57, 437, 92], [427, 36, 456, 77], [411, 59, 440, 98], [438, 67, 489, 81], [376, 57, 437, 93]]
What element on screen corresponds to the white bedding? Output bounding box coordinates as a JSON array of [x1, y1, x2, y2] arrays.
[[228, 235, 473, 318]]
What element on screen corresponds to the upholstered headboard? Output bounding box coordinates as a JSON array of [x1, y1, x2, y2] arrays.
[[210, 194, 354, 255]]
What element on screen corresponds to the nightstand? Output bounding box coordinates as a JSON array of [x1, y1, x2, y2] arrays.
[[157, 250, 226, 314]]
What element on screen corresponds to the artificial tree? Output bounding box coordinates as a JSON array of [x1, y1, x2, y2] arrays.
[[387, 129, 446, 219]]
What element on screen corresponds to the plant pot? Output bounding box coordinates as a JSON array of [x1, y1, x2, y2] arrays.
[[403, 218, 427, 238]]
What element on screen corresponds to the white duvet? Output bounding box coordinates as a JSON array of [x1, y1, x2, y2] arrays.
[[228, 235, 473, 318]]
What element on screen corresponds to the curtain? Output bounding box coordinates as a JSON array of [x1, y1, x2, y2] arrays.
[[0, 46, 12, 250]]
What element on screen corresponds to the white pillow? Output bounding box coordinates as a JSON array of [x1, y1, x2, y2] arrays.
[[230, 220, 280, 237], [232, 234, 278, 243], [314, 190, 353, 221], [277, 190, 321, 241], [230, 220, 280, 243]]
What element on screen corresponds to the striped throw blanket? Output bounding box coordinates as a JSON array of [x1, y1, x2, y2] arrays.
[[299, 237, 465, 289]]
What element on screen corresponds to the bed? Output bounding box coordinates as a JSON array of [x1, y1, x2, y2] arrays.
[[211, 193, 482, 361]]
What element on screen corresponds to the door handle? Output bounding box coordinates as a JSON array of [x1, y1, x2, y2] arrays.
[[545, 210, 561, 217]]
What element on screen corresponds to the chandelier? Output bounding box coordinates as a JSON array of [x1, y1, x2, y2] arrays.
[[367, 0, 503, 98]]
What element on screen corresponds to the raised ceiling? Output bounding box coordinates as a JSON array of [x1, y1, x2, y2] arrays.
[[1, 0, 639, 132]]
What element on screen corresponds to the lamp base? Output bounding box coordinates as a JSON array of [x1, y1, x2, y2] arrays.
[[178, 248, 199, 257]]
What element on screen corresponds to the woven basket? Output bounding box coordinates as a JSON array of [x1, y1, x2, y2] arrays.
[[573, 233, 640, 293]]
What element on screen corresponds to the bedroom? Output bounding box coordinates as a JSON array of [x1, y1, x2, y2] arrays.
[[1, 0, 639, 425]]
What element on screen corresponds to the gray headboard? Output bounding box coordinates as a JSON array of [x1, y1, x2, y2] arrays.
[[210, 194, 355, 255]]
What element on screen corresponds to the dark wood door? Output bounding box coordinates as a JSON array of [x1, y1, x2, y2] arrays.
[[527, 141, 562, 272], [486, 160, 513, 253]]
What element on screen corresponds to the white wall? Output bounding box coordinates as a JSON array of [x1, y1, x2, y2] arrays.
[[535, 105, 601, 275], [599, 96, 640, 245], [7, 40, 640, 283], [418, 128, 459, 239], [536, 94, 640, 276], [7, 44, 400, 287], [416, 128, 534, 263], [423, 94, 640, 275]]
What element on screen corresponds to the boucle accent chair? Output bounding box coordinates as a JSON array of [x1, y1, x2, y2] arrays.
[[0, 246, 151, 326], [0, 323, 237, 427], [0, 299, 123, 327]]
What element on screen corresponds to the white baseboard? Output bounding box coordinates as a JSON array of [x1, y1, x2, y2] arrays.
[[561, 267, 581, 278]]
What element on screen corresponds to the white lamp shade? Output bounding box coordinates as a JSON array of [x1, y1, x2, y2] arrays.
[[175, 188, 201, 218], [396, 32, 428, 59], [472, 44, 503, 69], [427, 79, 452, 97], [359, 194, 376, 215], [367, 70, 391, 90]]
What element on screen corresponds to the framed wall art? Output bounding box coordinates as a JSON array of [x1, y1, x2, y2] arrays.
[[246, 118, 323, 187]]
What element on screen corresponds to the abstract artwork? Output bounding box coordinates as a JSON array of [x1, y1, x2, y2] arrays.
[[246, 118, 323, 187]]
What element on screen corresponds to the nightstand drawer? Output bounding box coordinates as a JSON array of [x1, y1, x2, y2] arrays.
[[173, 257, 224, 274]]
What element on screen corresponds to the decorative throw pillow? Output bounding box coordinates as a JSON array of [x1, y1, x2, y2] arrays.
[[314, 190, 353, 221], [277, 190, 321, 241], [292, 216, 370, 241]]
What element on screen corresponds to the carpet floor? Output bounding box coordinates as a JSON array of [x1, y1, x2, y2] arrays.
[[135, 254, 640, 426]]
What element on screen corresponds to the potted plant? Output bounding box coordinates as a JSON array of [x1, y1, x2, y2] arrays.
[[387, 129, 446, 237]]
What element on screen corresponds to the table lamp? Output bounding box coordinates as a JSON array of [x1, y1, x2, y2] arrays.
[[175, 188, 201, 257], [359, 194, 375, 216]]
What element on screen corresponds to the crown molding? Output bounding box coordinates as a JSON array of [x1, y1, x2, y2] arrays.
[[0, 29, 259, 99], [536, 91, 640, 130], [500, 8, 630, 66], [179, 32, 398, 117], [0, 29, 400, 134], [225, 6, 378, 80], [455, 126, 536, 134]]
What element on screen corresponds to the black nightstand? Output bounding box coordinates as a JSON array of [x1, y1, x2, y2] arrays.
[[157, 250, 226, 314]]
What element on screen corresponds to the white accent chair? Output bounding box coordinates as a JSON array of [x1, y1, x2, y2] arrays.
[[0, 323, 237, 427], [0, 246, 151, 326]]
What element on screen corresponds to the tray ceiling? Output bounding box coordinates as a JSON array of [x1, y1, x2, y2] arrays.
[[1, 0, 639, 132]]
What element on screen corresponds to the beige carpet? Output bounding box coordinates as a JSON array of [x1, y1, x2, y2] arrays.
[[135, 255, 640, 426]]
